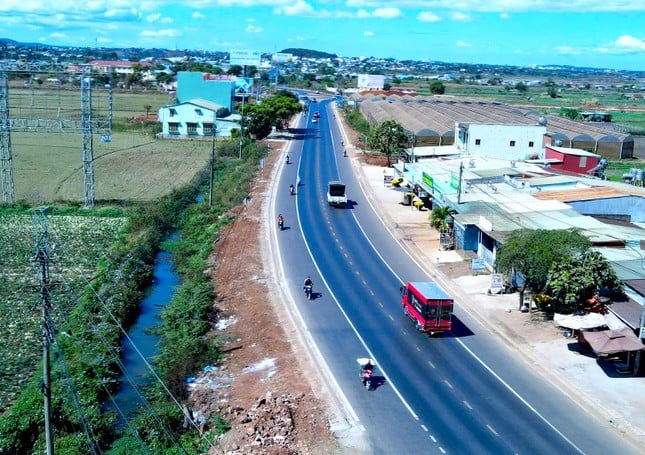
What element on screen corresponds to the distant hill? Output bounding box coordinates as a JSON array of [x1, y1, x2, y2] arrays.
[[279, 48, 337, 59]]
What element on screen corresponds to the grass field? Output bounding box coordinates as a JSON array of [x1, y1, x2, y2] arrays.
[[7, 89, 211, 204]]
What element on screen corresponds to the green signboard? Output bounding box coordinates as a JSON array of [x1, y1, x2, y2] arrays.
[[450, 171, 459, 189], [422, 171, 433, 189]]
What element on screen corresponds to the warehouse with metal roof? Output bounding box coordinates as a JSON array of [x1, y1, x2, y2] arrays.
[[351, 94, 634, 159]]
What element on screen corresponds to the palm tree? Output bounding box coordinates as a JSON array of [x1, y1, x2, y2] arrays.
[[430, 206, 456, 232]]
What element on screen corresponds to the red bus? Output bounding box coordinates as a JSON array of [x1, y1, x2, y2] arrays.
[[401, 281, 453, 334]]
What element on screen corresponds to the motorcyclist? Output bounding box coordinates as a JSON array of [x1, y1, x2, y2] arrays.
[[289, 184, 294, 195], [343, 149, 347, 157], [277, 214, 284, 230], [303, 276, 313, 288], [285, 154, 290, 164], [357, 358, 375, 387]]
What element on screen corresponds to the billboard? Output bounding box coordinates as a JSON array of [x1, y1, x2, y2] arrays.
[[235, 77, 254, 93], [357, 74, 385, 89], [272, 52, 293, 64], [229, 49, 261, 66]]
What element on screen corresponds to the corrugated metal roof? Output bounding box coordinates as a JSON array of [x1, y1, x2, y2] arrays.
[[533, 186, 633, 202], [354, 94, 632, 145]]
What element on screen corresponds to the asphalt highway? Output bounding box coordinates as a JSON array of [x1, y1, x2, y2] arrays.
[[274, 98, 640, 455]]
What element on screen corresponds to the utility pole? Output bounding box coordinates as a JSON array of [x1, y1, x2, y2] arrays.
[[0, 65, 15, 204], [457, 162, 464, 204], [209, 114, 216, 207], [32, 208, 55, 455], [81, 66, 95, 207]]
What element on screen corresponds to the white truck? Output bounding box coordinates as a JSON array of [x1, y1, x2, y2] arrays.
[[327, 181, 347, 207]]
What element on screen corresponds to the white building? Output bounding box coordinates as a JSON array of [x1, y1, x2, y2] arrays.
[[455, 123, 546, 161], [157, 99, 240, 138]]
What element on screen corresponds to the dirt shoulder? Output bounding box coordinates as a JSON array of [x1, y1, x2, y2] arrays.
[[187, 140, 350, 455]]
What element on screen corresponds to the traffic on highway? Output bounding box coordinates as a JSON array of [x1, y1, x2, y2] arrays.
[[272, 95, 640, 454]]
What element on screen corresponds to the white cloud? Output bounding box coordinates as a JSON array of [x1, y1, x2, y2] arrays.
[[499, 13, 510, 19], [364, 30, 374, 36], [417, 11, 441, 23], [372, 7, 401, 19], [614, 34, 645, 51], [245, 25, 263, 33], [140, 29, 182, 39], [146, 13, 161, 23], [456, 40, 472, 47], [192, 11, 205, 19], [450, 11, 471, 22], [274, 0, 314, 16], [555, 45, 583, 55], [356, 9, 371, 18]]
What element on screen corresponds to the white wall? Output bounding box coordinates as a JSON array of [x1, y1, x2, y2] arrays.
[[457, 124, 546, 161]]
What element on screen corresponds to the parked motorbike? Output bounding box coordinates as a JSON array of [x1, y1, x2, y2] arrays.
[[304, 284, 313, 300]]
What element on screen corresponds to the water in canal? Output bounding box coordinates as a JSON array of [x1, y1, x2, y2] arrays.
[[107, 250, 179, 423]]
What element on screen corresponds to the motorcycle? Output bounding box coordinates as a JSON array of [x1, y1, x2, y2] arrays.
[[360, 368, 373, 390], [357, 358, 375, 390], [304, 284, 313, 300], [289, 184, 294, 195], [278, 217, 284, 230], [343, 149, 347, 157], [285, 155, 290, 165]]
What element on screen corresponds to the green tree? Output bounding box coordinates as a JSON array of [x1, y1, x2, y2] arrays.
[[429, 206, 456, 232], [243, 91, 302, 140], [544, 250, 622, 313], [560, 107, 580, 120], [367, 119, 408, 166], [495, 229, 591, 308], [227, 65, 243, 76], [514, 81, 528, 93], [429, 80, 445, 94]]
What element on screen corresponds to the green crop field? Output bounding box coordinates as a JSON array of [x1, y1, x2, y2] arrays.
[[0, 213, 128, 410]]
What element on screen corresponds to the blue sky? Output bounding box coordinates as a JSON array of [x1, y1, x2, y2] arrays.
[[1, 1, 644, 71]]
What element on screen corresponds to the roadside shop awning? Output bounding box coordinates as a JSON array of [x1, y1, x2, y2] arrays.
[[581, 329, 645, 356], [554, 312, 607, 331]]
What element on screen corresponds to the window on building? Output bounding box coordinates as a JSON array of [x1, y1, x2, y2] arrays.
[[579, 156, 587, 168], [475, 139, 481, 145], [187, 122, 198, 135], [203, 123, 214, 136], [528, 141, 534, 147], [168, 122, 179, 134], [195, 109, 203, 116], [169, 109, 177, 117], [510, 140, 516, 147]]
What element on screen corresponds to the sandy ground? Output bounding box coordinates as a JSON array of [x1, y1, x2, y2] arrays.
[[188, 113, 644, 454]]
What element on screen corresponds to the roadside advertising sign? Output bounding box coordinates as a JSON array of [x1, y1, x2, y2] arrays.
[[229, 49, 261, 66], [272, 53, 293, 64]]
